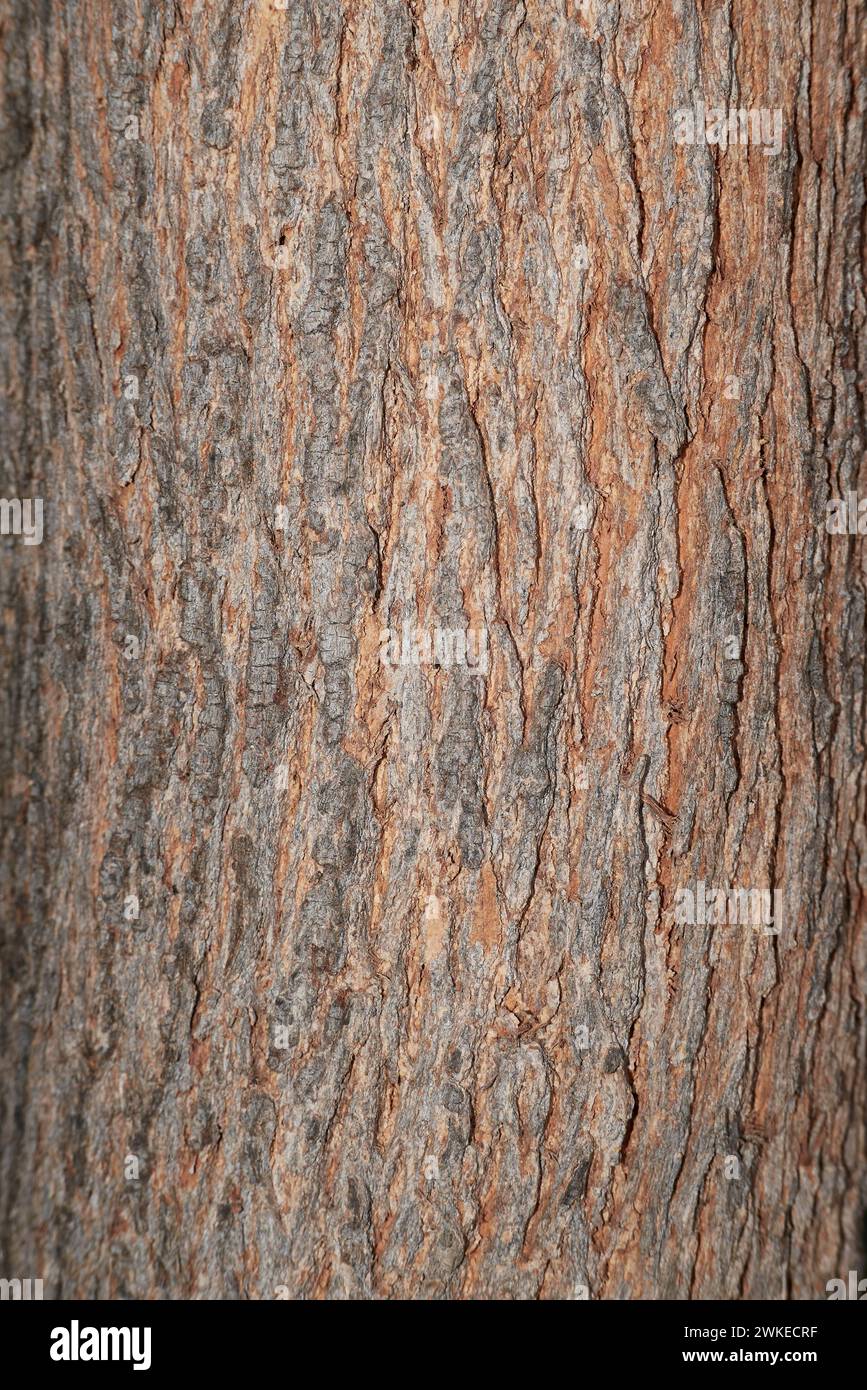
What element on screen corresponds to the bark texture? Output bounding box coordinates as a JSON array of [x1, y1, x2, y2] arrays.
[[1, 0, 866, 1300]]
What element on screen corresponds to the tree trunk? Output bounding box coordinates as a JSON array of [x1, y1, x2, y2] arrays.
[[1, 0, 865, 1301]]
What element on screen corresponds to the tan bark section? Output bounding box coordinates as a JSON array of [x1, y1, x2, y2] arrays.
[[0, 0, 865, 1299]]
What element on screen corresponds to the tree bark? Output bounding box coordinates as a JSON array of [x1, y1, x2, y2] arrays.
[[1, 0, 865, 1300]]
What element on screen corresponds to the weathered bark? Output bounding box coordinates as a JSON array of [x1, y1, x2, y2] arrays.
[[1, 0, 865, 1301]]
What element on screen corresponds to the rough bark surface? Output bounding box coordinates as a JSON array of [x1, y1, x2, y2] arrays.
[[1, 0, 865, 1300]]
